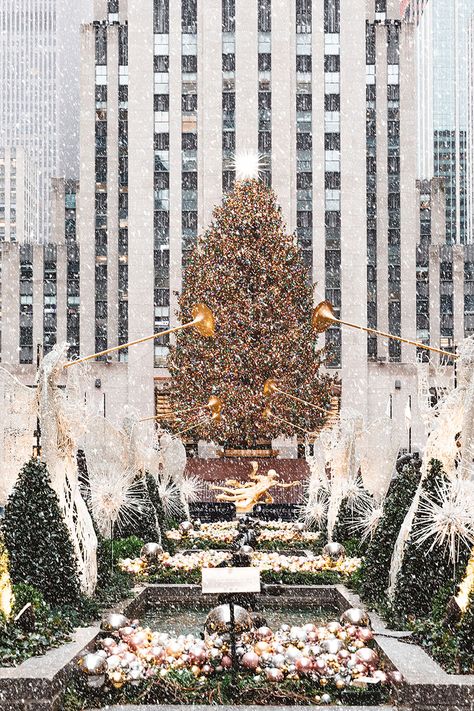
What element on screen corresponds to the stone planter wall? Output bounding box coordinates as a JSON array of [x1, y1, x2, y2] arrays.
[[1, 583, 473, 711]]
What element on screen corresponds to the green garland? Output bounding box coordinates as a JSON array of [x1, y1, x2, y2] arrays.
[[63, 669, 387, 709]]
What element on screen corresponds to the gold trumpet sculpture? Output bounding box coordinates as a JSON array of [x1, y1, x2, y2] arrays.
[[263, 378, 328, 414], [64, 303, 215, 369], [312, 300, 458, 359], [175, 410, 222, 437], [140, 396, 223, 423], [262, 405, 313, 435]]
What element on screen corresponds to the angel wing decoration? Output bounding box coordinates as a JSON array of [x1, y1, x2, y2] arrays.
[[123, 414, 163, 478], [159, 431, 201, 519], [457, 337, 474, 481], [358, 416, 400, 503], [160, 431, 187, 481], [416, 354, 454, 435], [82, 414, 156, 539], [0, 368, 37, 503], [82, 414, 131, 477], [325, 416, 361, 541], [36, 344, 98, 596]]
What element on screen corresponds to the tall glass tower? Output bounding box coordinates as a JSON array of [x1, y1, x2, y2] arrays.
[[0, 0, 84, 243], [404, 0, 474, 244]]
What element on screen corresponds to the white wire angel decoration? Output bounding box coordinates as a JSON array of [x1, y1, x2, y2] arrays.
[[0, 369, 37, 503], [35, 343, 98, 595]]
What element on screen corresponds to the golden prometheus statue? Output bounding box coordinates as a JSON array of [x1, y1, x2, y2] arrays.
[[210, 461, 299, 514]]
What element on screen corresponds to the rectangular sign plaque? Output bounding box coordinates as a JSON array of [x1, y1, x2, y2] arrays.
[[201, 567, 261, 594]]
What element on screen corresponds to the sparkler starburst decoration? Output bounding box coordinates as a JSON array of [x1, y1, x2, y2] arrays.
[[349, 495, 384, 543], [300, 486, 329, 528], [413, 479, 474, 563], [180, 474, 204, 505], [341, 477, 367, 512], [156, 474, 183, 519], [86, 465, 150, 538]]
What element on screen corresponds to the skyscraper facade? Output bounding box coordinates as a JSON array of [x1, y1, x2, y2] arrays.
[[0, 0, 85, 242], [404, 0, 474, 244], [1, 0, 469, 457], [0, 147, 38, 243]]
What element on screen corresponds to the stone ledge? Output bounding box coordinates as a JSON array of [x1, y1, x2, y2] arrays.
[[334, 585, 474, 711], [91, 706, 399, 711], [0, 586, 144, 711], [0, 626, 98, 711]]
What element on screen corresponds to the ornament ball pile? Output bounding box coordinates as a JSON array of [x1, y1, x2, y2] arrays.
[[79, 606, 401, 704]]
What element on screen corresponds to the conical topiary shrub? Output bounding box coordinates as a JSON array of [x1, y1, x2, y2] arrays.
[[357, 458, 422, 605], [392, 460, 472, 623], [458, 592, 474, 671], [2, 459, 81, 606]]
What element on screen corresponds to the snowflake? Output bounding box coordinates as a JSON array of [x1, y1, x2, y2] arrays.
[[413, 479, 474, 563]]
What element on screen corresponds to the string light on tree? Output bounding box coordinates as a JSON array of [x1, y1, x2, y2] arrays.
[[231, 152, 266, 181], [168, 179, 333, 446]]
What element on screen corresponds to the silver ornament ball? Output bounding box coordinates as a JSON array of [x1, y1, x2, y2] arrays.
[[322, 542, 346, 561], [340, 607, 370, 627], [205, 604, 253, 635], [80, 653, 108, 676], [140, 542, 164, 560], [321, 638, 344, 655], [100, 613, 130, 632]]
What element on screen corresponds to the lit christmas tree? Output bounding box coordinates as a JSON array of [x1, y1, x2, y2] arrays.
[[168, 178, 333, 447]]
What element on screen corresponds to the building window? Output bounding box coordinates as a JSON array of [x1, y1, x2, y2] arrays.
[[296, 0, 311, 33], [182, 0, 197, 34], [154, 0, 169, 33], [223, 0, 235, 32], [258, 0, 271, 32], [95, 25, 107, 65]]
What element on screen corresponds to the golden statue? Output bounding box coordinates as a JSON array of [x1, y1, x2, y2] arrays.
[[210, 461, 299, 514]]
